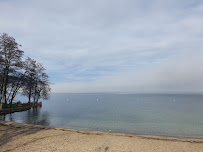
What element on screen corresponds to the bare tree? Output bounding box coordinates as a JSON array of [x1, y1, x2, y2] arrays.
[[0, 33, 24, 110], [33, 62, 51, 104], [35, 73, 51, 103], [6, 72, 26, 108], [0, 33, 50, 110], [0, 55, 4, 98], [22, 57, 37, 103]]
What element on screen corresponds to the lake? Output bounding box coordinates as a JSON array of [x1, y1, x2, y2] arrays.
[[1, 93, 203, 138]]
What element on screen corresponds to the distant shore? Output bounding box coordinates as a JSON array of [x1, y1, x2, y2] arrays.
[[0, 121, 202, 152]]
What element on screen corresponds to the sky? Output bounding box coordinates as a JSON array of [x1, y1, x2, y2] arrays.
[[0, 0, 203, 93]]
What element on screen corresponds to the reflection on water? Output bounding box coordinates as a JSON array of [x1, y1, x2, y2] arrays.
[[0, 115, 6, 121], [25, 107, 50, 126], [1, 93, 203, 138], [1, 107, 50, 126]]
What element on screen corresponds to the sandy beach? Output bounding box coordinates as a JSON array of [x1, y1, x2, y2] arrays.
[[0, 121, 203, 152]]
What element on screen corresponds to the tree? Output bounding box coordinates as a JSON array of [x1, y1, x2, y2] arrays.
[[6, 72, 26, 108], [0, 33, 50, 110], [22, 57, 51, 104], [22, 57, 37, 103], [0, 55, 4, 98], [32, 62, 51, 104], [0, 33, 24, 110], [35, 74, 51, 103]]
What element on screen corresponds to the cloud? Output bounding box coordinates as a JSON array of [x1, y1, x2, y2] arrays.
[[1, 0, 203, 93], [51, 50, 203, 93]]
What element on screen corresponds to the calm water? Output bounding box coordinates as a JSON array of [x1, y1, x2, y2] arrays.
[[1, 93, 203, 138]]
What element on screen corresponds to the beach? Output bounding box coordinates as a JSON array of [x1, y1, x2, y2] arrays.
[[0, 121, 202, 152]]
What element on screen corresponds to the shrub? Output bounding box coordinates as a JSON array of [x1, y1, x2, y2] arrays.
[[16, 101, 22, 104], [38, 102, 42, 107]]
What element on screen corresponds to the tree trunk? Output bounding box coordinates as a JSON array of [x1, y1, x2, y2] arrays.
[[10, 89, 18, 108], [36, 95, 39, 103], [10, 95, 15, 108], [36, 93, 40, 103], [7, 85, 14, 103], [4, 92, 7, 108], [28, 87, 32, 103], [0, 84, 5, 110], [33, 95, 36, 103], [9, 99, 12, 108], [0, 68, 9, 110], [4, 74, 8, 108], [28, 93, 31, 103], [33, 80, 38, 105]]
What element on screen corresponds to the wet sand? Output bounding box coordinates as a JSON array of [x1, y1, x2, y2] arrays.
[[0, 121, 203, 152]]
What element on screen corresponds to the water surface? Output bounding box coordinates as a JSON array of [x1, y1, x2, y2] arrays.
[[1, 93, 203, 138]]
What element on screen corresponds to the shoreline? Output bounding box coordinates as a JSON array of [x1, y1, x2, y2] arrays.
[[0, 106, 31, 115], [0, 102, 42, 115], [65, 125, 203, 140], [1, 120, 202, 140], [0, 121, 203, 152]]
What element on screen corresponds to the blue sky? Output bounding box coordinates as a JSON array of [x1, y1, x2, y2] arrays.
[[1, 0, 203, 93]]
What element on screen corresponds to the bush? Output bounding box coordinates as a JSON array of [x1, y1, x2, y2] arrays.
[[16, 101, 22, 104], [38, 102, 42, 107]]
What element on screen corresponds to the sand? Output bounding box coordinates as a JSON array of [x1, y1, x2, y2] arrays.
[[0, 121, 203, 152]]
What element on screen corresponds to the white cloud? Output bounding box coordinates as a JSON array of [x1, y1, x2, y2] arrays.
[[52, 51, 203, 94], [1, 0, 203, 93]]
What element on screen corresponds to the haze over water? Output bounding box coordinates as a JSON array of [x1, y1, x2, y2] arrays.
[[1, 93, 203, 139]]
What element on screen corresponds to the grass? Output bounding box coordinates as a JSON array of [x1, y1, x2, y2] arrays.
[[0, 106, 31, 115], [0, 102, 42, 115], [3, 103, 30, 109]]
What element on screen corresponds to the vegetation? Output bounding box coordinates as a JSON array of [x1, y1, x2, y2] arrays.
[[0, 33, 51, 111]]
